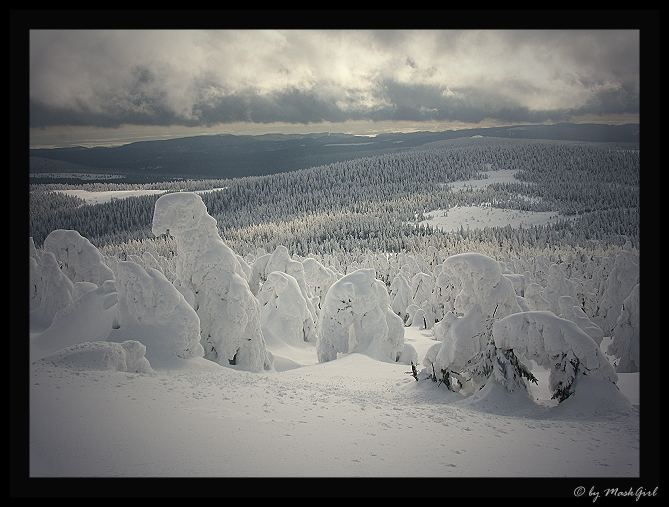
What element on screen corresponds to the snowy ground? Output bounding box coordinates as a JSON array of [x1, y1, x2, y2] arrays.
[[420, 170, 572, 232], [419, 206, 571, 232], [30, 326, 639, 477], [49, 187, 228, 206]]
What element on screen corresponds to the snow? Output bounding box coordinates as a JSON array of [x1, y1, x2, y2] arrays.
[[609, 283, 640, 372], [152, 192, 271, 372], [109, 260, 204, 366], [258, 271, 318, 349], [31, 282, 119, 361], [30, 345, 639, 477], [39, 340, 152, 374], [419, 206, 571, 233], [43, 229, 114, 286], [317, 269, 406, 364], [51, 187, 228, 206]]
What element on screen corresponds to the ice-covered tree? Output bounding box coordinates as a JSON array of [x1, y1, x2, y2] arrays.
[[609, 283, 639, 372], [317, 268, 409, 363], [258, 271, 318, 347], [151, 192, 271, 371]]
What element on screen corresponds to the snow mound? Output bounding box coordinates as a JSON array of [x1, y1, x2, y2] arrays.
[[152, 192, 271, 372], [317, 268, 405, 363], [31, 282, 118, 361], [40, 340, 153, 374], [110, 260, 204, 365]]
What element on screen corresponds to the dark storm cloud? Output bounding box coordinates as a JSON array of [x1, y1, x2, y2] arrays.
[[29, 30, 639, 128]]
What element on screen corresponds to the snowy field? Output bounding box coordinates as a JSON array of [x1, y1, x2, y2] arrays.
[[419, 206, 571, 232], [30, 326, 639, 477], [50, 187, 228, 206]]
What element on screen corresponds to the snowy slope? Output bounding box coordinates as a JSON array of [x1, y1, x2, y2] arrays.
[[30, 326, 639, 477]]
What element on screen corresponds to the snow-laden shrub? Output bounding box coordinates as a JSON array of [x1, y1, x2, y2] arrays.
[[152, 192, 271, 372], [432, 262, 460, 319], [597, 250, 639, 335], [389, 273, 412, 321], [317, 268, 405, 363], [410, 272, 434, 308], [609, 283, 639, 372], [263, 245, 317, 322], [524, 282, 551, 311], [30, 250, 75, 328], [503, 273, 526, 297], [302, 257, 339, 313], [110, 260, 204, 364], [41, 340, 152, 373], [43, 229, 114, 286], [542, 263, 576, 314], [248, 253, 271, 296], [558, 295, 604, 345], [258, 271, 318, 347], [493, 311, 617, 402]]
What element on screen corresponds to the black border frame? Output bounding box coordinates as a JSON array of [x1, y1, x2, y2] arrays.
[[10, 9, 661, 498]]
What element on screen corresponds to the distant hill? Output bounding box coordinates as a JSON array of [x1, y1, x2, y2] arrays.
[[30, 123, 639, 180]]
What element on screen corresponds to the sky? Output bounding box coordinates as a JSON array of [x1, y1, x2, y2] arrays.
[[29, 30, 639, 148]]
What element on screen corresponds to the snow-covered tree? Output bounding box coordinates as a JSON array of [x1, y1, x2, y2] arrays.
[[43, 229, 114, 286], [389, 273, 412, 321], [110, 260, 204, 364], [258, 271, 318, 347], [558, 295, 604, 345], [30, 250, 75, 328], [596, 250, 639, 335], [492, 311, 618, 402], [430, 253, 521, 374], [609, 283, 639, 372], [524, 282, 551, 311], [151, 192, 271, 371], [317, 268, 408, 363]]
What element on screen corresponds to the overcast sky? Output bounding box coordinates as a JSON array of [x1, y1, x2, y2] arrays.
[[29, 30, 639, 147]]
